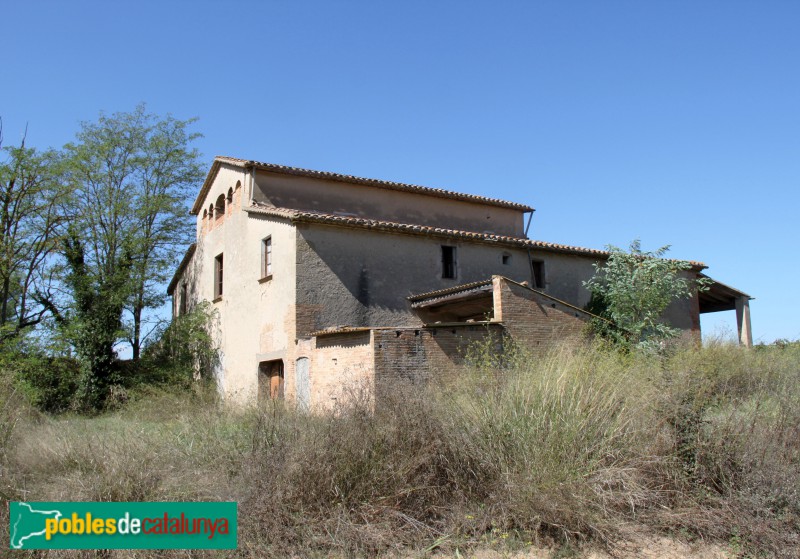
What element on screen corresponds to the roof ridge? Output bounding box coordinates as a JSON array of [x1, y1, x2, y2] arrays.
[[191, 156, 534, 214]]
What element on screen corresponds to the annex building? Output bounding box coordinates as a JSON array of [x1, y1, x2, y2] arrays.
[[168, 157, 752, 408]]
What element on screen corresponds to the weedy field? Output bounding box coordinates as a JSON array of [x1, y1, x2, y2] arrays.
[[1, 340, 799, 558]]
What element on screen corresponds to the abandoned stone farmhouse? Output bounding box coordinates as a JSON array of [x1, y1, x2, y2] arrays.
[[168, 156, 752, 408]]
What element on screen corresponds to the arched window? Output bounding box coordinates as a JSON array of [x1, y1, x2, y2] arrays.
[[214, 194, 225, 221], [233, 180, 242, 209], [227, 187, 233, 204]]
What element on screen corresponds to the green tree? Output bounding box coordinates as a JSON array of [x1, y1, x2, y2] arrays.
[[123, 110, 203, 360], [60, 227, 132, 409], [60, 106, 202, 409], [584, 239, 709, 348], [0, 124, 71, 342]]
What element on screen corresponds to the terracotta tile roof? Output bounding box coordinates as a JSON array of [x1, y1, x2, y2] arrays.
[[309, 323, 498, 337], [245, 202, 639, 261], [408, 280, 494, 307], [307, 326, 401, 337], [191, 156, 534, 214], [409, 276, 603, 321], [410, 286, 494, 309], [499, 276, 603, 320]]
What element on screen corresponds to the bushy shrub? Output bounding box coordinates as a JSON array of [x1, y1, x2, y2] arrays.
[[137, 301, 219, 388], [15, 354, 81, 413]]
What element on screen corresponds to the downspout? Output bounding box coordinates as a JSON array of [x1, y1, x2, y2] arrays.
[[247, 162, 256, 206], [524, 210, 537, 286], [524, 209, 535, 238]]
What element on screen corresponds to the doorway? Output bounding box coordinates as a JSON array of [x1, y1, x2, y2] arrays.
[[258, 360, 284, 401]]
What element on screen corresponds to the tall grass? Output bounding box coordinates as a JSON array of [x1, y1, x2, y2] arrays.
[[1, 340, 799, 557]]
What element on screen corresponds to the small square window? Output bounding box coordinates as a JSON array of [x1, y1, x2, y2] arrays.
[[502, 253, 511, 265], [441, 245, 457, 279]]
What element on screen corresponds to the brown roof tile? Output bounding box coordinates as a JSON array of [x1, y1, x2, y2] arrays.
[[192, 156, 534, 214], [245, 203, 644, 261], [407, 279, 494, 304]]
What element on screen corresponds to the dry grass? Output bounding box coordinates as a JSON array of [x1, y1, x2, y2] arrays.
[[1, 340, 799, 557]]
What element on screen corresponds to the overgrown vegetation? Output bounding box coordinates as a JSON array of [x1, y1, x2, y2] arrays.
[[584, 239, 710, 349], [4, 302, 218, 415], [1, 340, 798, 557], [0, 107, 203, 412]]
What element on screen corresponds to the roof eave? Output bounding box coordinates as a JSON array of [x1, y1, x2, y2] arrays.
[[167, 243, 197, 295]]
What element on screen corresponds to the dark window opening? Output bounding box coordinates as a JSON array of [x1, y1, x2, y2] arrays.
[[442, 245, 456, 279], [531, 260, 545, 289], [179, 284, 188, 316], [214, 194, 226, 219], [214, 253, 224, 298], [502, 253, 511, 265]]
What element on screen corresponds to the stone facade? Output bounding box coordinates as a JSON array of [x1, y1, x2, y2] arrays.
[[168, 156, 749, 409]]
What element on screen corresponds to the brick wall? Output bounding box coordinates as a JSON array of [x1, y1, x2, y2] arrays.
[[494, 276, 588, 352], [302, 277, 589, 411], [372, 324, 503, 401], [309, 331, 375, 409]]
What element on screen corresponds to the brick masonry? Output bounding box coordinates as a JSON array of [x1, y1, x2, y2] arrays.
[[494, 276, 588, 352]]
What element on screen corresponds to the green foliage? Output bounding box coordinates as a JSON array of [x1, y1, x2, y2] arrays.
[[583, 239, 709, 348], [54, 105, 203, 409], [139, 301, 219, 387], [0, 334, 79, 414], [14, 354, 81, 414], [0, 107, 202, 413], [60, 227, 132, 411], [0, 133, 71, 342]]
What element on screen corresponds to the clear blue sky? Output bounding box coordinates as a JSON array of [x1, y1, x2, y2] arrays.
[[3, 1, 798, 343]]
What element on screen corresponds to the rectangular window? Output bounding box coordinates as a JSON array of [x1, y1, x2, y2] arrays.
[[441, 245, 456, 279], [261, 236, 272, 279], [214, 253, 224, 299], [179, 284, 188, 316], [531, 259, 545, 289]]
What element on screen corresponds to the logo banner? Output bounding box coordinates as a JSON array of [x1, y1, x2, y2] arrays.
[[9, 502, 237, 550]]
